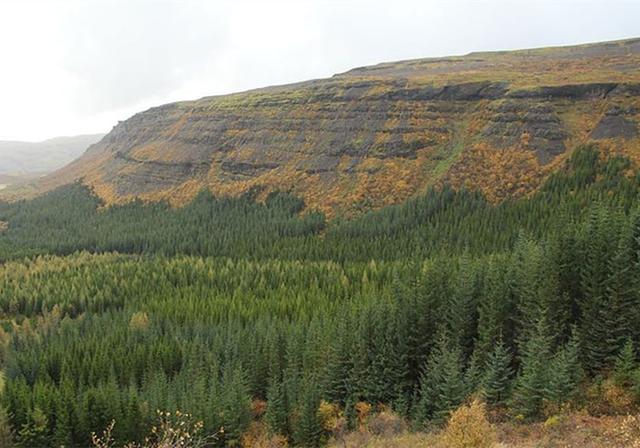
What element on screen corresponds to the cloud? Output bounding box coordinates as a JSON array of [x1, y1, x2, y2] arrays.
[[0, 0, 639, 140], [57, 0, 228, 113]]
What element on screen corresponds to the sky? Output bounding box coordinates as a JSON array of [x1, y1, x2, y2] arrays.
[[0, 0, 638, 141]]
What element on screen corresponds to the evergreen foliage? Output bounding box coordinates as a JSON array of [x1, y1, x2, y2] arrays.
[[481, 339, 514, 406], [0, 145, 638, 444]]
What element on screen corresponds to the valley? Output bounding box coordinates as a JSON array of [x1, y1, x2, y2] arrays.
[[0, 38, 640, 448]]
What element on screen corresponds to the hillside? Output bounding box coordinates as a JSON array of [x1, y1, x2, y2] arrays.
[[2, 37, 640, 448], [7, 38, 640, 216], [0, 134, 104, 185]]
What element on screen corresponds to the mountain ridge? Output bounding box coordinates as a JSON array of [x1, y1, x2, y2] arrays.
[[4, 38, 640, 216], [0, 133, 105, 176]]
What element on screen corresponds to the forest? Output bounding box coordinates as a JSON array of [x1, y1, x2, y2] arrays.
[[1, 144, 640, 446]]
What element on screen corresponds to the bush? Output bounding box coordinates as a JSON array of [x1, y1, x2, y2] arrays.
[[366, 410, 406, 437], [241, 422, 289, 448], [129, 312, 150, 331], [586, 378, 637, 415], [438, 399, 497, 448]]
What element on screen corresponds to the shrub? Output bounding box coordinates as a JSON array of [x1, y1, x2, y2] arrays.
[[366, 410, 406, 437], [438, 399, 497, 448], [354, 402, 372, 431], [129, 312, 150, 331], [241, 422, 288, 448], [91, 410, 215, 448], [586, 378, 637, 415]]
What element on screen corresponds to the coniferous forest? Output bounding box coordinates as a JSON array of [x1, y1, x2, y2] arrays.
[[1, 145, 640, 446]]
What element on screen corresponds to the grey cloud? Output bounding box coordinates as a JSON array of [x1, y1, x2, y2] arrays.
[[58, 0, 229, 112]]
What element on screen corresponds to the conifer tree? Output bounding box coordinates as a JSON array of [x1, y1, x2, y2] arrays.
[[17, 407, 49, 448], [0, 406, 13, 448], [613, 339, 637, 387], [218, 366, 252, 446], [415, 332, 466, 424], [481, 339, 514, 406], [546, 330, 583, 406], [604, 239, 638, 362], [293, 379, 323, 448], [511, 319, 552, 419], [579, 206, 616, 372], [265, 377, 289, 437]]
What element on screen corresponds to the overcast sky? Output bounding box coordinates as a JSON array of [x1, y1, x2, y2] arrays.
[[0, 0, 638, 141]]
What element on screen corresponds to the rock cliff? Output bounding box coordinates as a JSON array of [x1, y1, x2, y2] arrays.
[[11, 38, 640, 216]]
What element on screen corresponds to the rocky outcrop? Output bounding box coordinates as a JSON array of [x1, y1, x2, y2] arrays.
[[590, 106, 638, 140], [482, 101, 568, 163]]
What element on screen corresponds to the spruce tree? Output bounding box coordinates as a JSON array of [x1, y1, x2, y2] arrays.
[[0, 406, 13, 448], [218, 366, 252, 446], [579, 206, 616, 372], [293, 379, 323, 448], [546, 330, 583, 406], [613, 339, 637, 387], [481, 339, 514, 406], [415, 332, 466, 424], [17, 407, 49, 448], [265, 377, 289, 437], [511, 319, 552, 419]]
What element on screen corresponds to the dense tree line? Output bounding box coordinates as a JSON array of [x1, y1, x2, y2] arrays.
[[1, 145, 639, 263], [0, 144, 639, 446]]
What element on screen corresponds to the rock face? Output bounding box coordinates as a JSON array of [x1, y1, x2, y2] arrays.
[[13, 38, 640, 216], [590, 106, 638, 140]]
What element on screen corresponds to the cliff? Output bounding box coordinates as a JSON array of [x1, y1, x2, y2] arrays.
[[9, 38, 640, 216]]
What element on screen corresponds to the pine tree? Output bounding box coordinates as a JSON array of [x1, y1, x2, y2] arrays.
[[546, 330, 583, 406], [265, 376, 289, 437], [17, 407, 49, 448], [52, 397, 73, 448], [475, 257, 514, 367], [444, 256, 478, 360], [415, 332, 466, 424], [0, 406, 13, 448], [293, 379, 323, 448], [603, 239, 638, 363], [511, 319, 552, 419], [218, 366, 252, 446], [481, 339, 513, 406], [613, 339, 637, 387], [579, 206, 616, 372], [321, 318, 351, 405]]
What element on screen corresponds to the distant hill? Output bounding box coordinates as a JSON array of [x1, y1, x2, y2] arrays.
[[7, 38, 640, 215], [0, 134, 105, 178]]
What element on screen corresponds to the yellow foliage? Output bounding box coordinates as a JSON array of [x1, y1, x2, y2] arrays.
[[438, 399, 497, 448], [129, 311, 151, 331], [318, 401, 343, 432], [355, 402, 373, 430], [241, 422, 289, 448]]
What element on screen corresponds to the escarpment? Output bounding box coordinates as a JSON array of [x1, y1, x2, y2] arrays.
[[11, 38, 640, 216]]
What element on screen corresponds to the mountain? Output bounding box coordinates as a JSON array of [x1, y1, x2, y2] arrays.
[[3, 38, 640, 448], [8, 38, 640, 215], [0, 134, 104, 178]]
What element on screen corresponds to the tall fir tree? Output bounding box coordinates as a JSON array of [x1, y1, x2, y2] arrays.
[[546, 330, 583, 407], [511, 318, 552, 419], [415, 332, 466, 424], [481, 338, 514, 406]]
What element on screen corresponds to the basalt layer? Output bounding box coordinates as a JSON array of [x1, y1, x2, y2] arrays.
[[10, 38, 640, 216]]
